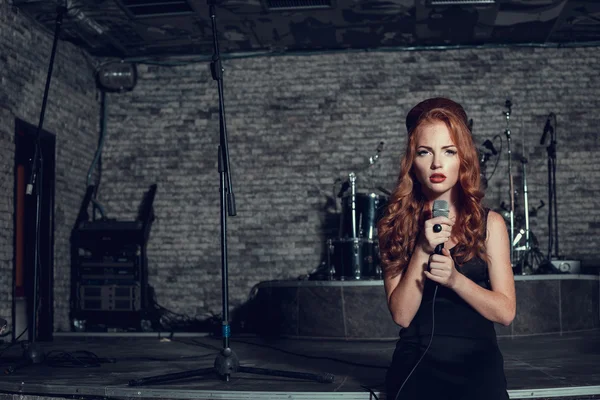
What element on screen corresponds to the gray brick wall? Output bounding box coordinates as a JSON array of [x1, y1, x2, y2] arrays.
[[0, 0, 99, 332], [99, 48, 600, 324]]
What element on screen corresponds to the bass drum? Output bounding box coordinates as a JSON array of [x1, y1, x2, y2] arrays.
[[326, 238, 381, 280]]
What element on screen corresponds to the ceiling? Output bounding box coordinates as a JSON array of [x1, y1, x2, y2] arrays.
[[11, 0, 600, 59]]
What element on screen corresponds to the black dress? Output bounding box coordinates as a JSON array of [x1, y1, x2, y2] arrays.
[[385, 240, 509, 400]]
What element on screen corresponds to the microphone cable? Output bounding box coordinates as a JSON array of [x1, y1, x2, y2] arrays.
[[394, 270, 439, 400]]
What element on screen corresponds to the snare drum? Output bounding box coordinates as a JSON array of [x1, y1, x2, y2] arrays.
[[326, 238, 381, 280]]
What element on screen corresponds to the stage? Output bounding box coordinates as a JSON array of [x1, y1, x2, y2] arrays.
[[0, 273, 598, 400], [0, 331, 600, 399], [249, 274, 600, 339]]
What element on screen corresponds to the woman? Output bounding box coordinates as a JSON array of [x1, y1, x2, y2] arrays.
[[378, 98, 515, 400]]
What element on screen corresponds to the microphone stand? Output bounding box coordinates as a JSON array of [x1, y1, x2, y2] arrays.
[[5, 6, 66, 375], [503, 99, 516, 268], [128, 1, 333, 386], [7, 5, 64, 373], [541, 113, 559, 261]]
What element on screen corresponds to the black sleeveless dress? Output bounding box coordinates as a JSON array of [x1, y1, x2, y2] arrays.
[[385, 232, 509, 400]]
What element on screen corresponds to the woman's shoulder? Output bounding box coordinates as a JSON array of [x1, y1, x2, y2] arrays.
[[484, 209, 508, 237], [486, 209, 505, 224]]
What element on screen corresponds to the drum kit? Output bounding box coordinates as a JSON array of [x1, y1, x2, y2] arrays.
[[326, 172, 388, 280], [324, 144, 389, 280]]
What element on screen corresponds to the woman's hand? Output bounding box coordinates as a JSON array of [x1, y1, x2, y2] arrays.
[[424, 247, 461, 289], [420, 215, 453, 254]]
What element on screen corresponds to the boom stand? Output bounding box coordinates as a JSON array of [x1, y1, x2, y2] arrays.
[[5, 6, 67, 375], [503, 99, 516, 267], [541, 114, 559, 261], [128, 2, 333, 386]]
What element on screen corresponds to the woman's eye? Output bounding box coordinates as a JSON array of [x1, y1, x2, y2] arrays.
[[417, 150, 429, 156], [446, 149, 457, 155]]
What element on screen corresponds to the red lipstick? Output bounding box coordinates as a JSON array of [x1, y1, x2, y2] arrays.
[[430, 174, 446, 183]]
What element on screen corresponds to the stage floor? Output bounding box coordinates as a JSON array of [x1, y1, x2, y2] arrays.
[[0, 330, 599, 400]]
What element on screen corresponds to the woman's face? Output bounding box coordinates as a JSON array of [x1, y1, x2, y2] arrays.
[[412, 121, 460, 200]]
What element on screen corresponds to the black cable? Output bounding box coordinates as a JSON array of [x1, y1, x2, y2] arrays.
[[114, 353, 217, 363], [394, 284, 438, 400], [361, 384, 381, 400], [45, 350, 110, 368], [486, 134, 503, 183], [148, 293, 209, 332], [0, 327, 29, 360]]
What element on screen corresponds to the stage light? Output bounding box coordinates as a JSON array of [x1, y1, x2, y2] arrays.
[[96, 62, 137, 92]]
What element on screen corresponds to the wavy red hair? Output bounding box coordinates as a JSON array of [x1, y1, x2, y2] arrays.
[[377, 104, 487, 278]]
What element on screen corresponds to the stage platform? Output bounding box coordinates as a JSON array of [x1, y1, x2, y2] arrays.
[[248, 274, 600, 339], [0, 331, 600, 399], [0, 273, 598, 400]]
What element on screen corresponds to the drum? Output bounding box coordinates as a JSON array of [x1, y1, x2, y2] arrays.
[[326, 238, 381, 280], [339, 192, 387, 240]]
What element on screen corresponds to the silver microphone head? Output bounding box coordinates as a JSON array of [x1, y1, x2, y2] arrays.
[[432, 200, 449, 218]]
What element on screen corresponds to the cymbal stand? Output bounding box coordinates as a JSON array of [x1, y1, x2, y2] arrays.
[[503, 99, 516, 267], [349, 172, 357, 239], [513, 154, 531, 274], [518, 133, 531, 252], [513, 148, 548, 274], [522, 156, 531, 251], [348, 172, 361, 279]]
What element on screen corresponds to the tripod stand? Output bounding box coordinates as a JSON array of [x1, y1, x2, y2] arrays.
[[5, 5, 67, 375], [502, 99, 516, 267], [511, 154, 547, 275], [129, 1, 333, 386]]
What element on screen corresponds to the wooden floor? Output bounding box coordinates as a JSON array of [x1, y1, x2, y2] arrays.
[[0, 330, 599, 399]]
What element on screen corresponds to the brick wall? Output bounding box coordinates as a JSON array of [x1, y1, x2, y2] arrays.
[[0, 0, 99, 331], [1, 0, 598, 331], [99, 47, 600, 324]]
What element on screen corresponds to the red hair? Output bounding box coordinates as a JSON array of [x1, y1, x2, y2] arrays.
[[377, 101, 486, 278]]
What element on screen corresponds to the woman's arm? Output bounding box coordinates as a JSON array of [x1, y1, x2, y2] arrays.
[[385, 214, 454, 328], [451, 211, 516, 326], [384, 245, 430, 328]]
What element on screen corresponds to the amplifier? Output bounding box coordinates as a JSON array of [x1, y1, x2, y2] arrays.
[[76, 255, 140, 285], [551, 260, 581, 274], [79, 285, 141, 311]]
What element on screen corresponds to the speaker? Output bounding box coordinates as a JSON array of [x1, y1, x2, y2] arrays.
[[551, 260, 581, 274]]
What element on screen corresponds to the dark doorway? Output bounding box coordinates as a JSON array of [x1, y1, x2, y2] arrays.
[[13, 118, 56, 342]]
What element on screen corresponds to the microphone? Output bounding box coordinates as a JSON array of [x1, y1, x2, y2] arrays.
[[540, 115, 554, 145], [482, 139, 498, 155], [432, 199, 449, 255]]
